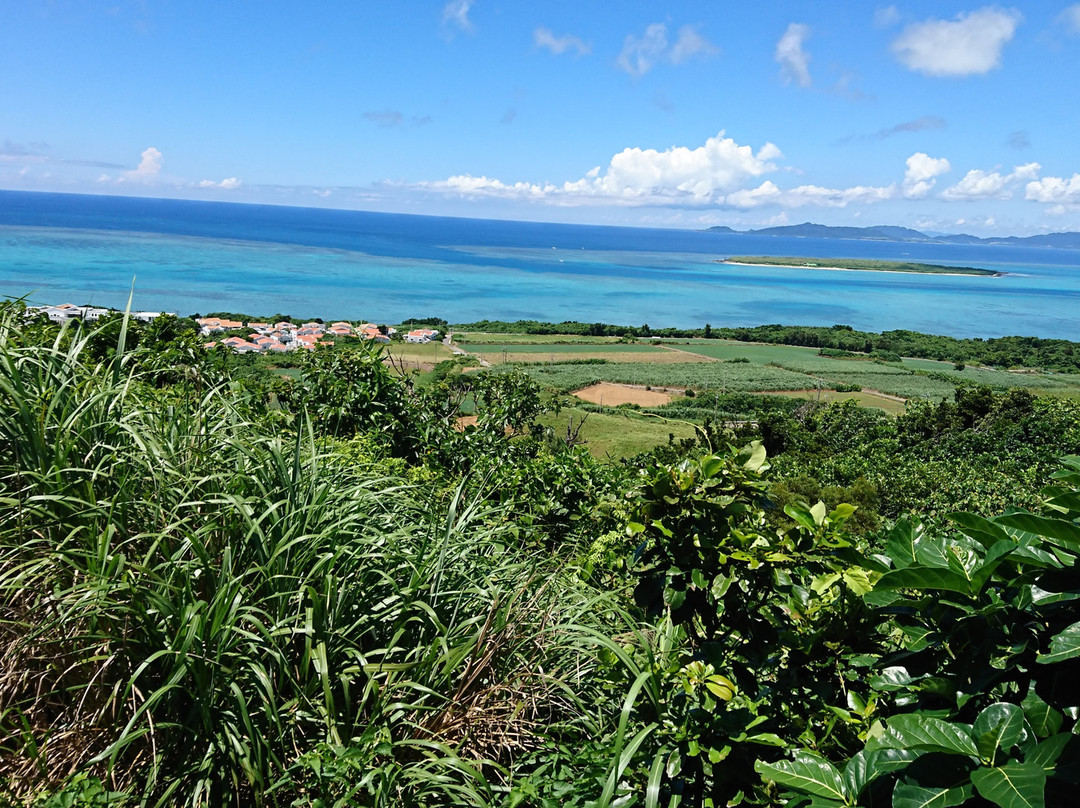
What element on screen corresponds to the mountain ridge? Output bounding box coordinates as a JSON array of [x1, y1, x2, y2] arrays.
[[704, 222, 1080, 249]]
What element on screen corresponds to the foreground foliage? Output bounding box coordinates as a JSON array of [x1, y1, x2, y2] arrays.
[[3, 308, 1080, 807]]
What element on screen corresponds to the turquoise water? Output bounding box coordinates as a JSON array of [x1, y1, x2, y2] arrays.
[[2, 190, 1079, 339]]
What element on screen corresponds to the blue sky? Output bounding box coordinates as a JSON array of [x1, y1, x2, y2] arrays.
[[3, 1, 1080, 234]]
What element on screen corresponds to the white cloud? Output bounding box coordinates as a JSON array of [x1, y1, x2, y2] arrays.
[[902, 152, 951, 198], [875, 5, 901, 28], [891, 7, 1021, 77], [1026, 174, 1080, 207], [724, 181, 895, 209], [616, 22, 716, 76], [669, 25, 719, 64], [198, 177, 242, 190], [534, 26, 590, 57], [120, 147, 163, 183], [617, 23, 669, 76], [441, 0, 473, 34], [942, 162, 1040, 201], [1060, 4, 1080, 35], [422, 131, 781, 206], [775, 23, 812, 87]]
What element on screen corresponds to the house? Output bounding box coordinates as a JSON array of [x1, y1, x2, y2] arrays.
[[405, 328, 440, 343]]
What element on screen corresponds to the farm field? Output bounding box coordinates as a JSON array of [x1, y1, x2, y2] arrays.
[[453, 332, 622, 345], [662, 340, 826, 364], [466, 342, 659, 354], [767, 389, 907, 415], [572, 382, 674, 407], [387, 341, 455, 369], [536, 406, 698, 458], [460, 333, 1080, 419], [521, 361, 817, 392]]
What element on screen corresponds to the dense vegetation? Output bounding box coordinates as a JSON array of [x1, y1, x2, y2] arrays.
[[722, 256, 1000, 276], [4, 306, 1080, 807]]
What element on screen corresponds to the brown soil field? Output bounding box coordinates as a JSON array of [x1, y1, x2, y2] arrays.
[[572, 383, 673, 407]]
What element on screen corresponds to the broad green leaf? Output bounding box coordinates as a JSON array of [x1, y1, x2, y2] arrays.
[[1036, 620, 1080, 664], [755, 751, 849, 802], [742, 441, 767, 472], [1029, 585, 1080, 607], [842, 567, 874, 596], [970, 762, 1046, 808], [1021, 691, 1063, 739], [949, 511, 1013, 548], [874, 567, 973, 596], [971, 541, 1019, 592], [830, 503, 856, 522], [786, 503, 817, 531], [872, 715, 979, 758], [994, 513, 1080, 548], [843, 748, 919, 798], [869, 667, 920, 692], [974, 703, 1025, 762], [705, 673, 736, 701], [885, 518, 924, 569], [1027, 733, 1071, 774], [892, 782, 973, 808], [812, 572, 842, 595], [700, 455, 724, 478]]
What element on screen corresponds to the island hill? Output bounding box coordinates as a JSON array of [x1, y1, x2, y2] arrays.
[[719, 255, 1003, 277]]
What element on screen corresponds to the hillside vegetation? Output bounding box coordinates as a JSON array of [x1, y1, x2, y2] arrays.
[[4, 306, 1080, 807]]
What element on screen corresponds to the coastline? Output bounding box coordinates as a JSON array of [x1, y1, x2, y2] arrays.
[[717, 259, 1004, 277]]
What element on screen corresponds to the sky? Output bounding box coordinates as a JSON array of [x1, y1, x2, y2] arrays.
[[3, 1, 1080, 235]]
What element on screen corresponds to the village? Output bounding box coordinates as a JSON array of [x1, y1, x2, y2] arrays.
[[26, 303, 443, 355], [197, 317, 441, 353]]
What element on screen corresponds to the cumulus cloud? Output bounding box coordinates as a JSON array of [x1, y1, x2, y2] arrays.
[[441, 0, 473, 34], [421, 131, 781, 206], [119, 147, 163, 183], [942, 162, 1040, 201], [1026, 174, 1080, 207], [616, 23, 716, 76], [891, 7, 1021, 77], [902, 152, 951, 198], [198, 177, 242, 190], [725, 181, 895, 209], [534, 26, 590, 56], [775, 23, 812, 87], [1060, 4, 1080, 35]]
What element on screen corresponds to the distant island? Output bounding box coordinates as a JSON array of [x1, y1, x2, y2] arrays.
[[705, 221, 1080, 249], [720, 256, 1002, 277]]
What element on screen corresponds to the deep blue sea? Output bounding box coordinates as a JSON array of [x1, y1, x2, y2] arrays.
[[2, 190, 1079, 339]]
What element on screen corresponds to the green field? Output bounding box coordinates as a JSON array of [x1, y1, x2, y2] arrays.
[[466, 342, 660, 354], [662, 340, 825, 364], [454, 332, 622, 345], [537, 406, 699, 458], [723, 256, 1001, 276], [522, 361, 817, 392]]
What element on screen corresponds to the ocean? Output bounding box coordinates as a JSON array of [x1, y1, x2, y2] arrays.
[[2, 190, 1079, 340]]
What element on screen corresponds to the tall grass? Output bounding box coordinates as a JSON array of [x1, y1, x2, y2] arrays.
[[0, 313, 626, 806]]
